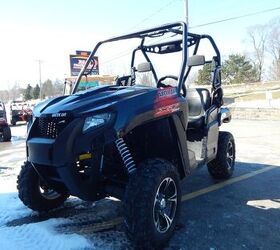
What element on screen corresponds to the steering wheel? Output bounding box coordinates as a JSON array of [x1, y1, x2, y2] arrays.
[[157, 75, 186, 97], [157, 75, 178, 88]]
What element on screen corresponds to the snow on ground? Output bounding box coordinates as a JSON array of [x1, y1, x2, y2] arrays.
[[0, 127, 90, 250], [0, 125, 130, 250]]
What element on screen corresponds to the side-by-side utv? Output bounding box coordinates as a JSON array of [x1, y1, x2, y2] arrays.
[[10, 101, 32, 126], [17, 22, 235, 248]]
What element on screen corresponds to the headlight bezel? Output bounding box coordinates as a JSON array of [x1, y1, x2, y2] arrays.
[[82, 112, 114, 133]]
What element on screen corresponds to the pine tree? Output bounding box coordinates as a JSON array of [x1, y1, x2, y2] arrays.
[[24, 84, 33, 101], [222, 54, 258, 84], [33, 84, 40, 99], [195, 63, 212, 85]]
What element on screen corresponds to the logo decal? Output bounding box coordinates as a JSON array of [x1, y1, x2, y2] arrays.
[[52, 113, 67, 118], [155, 103, 180, 117], [154, 87, 180, 117]]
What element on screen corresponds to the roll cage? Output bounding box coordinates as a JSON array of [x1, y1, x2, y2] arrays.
[[73, 22, 221, 94]]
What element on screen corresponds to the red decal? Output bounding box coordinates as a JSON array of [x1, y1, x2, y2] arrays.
[[154, 87, 180, 117], [155, 103, 180, 117]]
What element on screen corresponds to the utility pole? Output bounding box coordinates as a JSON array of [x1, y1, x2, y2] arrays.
[[184, 0, 189, 25], [36, 60, 43, 99]]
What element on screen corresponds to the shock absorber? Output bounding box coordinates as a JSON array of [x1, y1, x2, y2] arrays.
[[115, 138, 136, 175]]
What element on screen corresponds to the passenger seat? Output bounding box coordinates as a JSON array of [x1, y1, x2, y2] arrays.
[[186, 88, 211, 129]]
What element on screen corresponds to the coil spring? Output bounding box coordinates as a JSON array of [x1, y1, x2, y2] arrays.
[[115, 138, 136, 174]]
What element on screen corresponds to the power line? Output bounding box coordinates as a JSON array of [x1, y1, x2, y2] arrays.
[[126, 0, 178, 32], [104, 0, 180, 64], [190, 6, 280, 29], [102, 6, 280, 65]]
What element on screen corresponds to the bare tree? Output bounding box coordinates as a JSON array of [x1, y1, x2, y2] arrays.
[[247, 25, 267, 82], [0, 90, 9, 103], [137, 72, 156, 87], [9, 83, 23, 101], [267, 17, 280, 80]]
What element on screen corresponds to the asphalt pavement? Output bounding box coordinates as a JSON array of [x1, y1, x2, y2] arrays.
[[0, 120, 279, 249]]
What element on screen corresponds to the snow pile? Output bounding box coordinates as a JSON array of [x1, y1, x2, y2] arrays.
[[0, 176, 129, 249], [0, 179, 91, 250]]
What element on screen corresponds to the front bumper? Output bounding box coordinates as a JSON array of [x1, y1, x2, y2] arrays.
[[27, 118, 83, 166], [27, 117, 116, 200]]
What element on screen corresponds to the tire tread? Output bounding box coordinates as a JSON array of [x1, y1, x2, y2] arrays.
[[124, 158, 181, 249], [207, 131, 235, 179], [17, 162, 68, 212]]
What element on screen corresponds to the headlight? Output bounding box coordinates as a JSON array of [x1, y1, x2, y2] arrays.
[[83, 113, 112, 132]]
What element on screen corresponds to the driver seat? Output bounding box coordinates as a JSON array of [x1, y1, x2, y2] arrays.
[[186, 88, 211, 129]]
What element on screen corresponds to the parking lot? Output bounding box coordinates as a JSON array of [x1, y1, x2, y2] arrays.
[[0, 120, 279, 249]]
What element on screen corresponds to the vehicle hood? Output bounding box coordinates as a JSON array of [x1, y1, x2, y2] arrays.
[[33, 85, 155, 117]]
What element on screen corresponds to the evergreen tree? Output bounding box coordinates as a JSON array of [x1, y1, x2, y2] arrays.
[[41, 79, 54, 98], [24, 84, 33, 100], [222, 54, 258, 84], [33, 84, 40, 99], [195, 63, 212, 85]]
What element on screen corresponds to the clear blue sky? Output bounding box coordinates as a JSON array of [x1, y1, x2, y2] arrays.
[[0, 0, 279, 89]]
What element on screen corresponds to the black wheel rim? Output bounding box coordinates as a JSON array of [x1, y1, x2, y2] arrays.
[[226, 140, 234, 170], [153, 177, 177, 233]]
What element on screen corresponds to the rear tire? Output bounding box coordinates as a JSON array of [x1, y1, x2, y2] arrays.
[[3, 126, 11, 141], [123, 158, 181, 249], [17, 162, 69, 212], [207, 131, 235, 179]]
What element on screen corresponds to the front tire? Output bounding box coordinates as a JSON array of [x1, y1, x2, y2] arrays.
[[11, 119, 16, 126], [207, 131, 236, 179], [124, 158, 181, 249], [17, 162, 69, 212], [2, 126, 11, 141]]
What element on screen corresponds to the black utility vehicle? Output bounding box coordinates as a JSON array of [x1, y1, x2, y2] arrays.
[[0, 102, 11, 142], [18, 22, 235, 248]]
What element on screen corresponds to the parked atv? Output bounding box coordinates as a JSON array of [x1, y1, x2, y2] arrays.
[[10, 101, 32, 125], [17, 22, 235, 248], [0, 102, 11, 141]]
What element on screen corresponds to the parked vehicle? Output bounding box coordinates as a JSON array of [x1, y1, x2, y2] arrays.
[[10, 101, 32, 125], [17, 22, 235, 248], [0, 102, 11, 141]]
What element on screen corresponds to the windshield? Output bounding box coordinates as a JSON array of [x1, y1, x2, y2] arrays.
[[73, 23, 187, 93], [65, 75, 116, 94]]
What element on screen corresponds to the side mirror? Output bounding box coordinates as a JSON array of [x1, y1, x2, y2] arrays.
[[188, 55, 205, 67], [137, 62, 152, 73]]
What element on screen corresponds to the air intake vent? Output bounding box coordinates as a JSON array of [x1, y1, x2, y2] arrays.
[[38, 116, 71, 139]]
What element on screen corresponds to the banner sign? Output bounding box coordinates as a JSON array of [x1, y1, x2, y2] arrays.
[[70, 51, 99, 76]]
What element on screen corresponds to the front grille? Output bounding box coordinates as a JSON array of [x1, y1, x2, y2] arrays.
[[38, 116, 72, 139]]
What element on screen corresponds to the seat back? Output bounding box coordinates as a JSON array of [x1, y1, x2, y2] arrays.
[[187, 88, 211, 118]]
